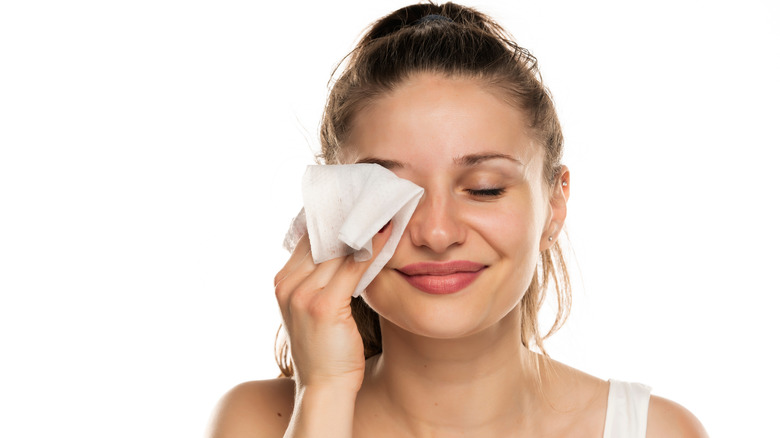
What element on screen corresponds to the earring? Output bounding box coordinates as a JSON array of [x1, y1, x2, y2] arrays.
[[562, 181, 568, 187], [548, 236, 553, 241]]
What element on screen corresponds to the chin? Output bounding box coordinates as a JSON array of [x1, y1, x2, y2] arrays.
[[382, 304, 488, 339], [362, 279, 523, 341]]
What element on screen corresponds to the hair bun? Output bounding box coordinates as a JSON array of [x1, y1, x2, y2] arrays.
[[413, 14, 454, 25]]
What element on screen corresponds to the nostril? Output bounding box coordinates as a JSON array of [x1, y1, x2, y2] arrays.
[[407, 203, 466, 253]]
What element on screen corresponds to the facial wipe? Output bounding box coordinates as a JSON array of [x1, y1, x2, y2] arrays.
[[283, 164, 424, 298]]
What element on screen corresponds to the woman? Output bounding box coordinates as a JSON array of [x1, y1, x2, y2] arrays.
[[209, 3, 707, 437]]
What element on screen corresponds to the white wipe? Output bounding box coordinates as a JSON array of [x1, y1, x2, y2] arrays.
[[283, 164, 424, 298]]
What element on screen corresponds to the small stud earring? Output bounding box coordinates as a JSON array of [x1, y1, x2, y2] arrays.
[[562, 181, 568, 187], [548, 236, 553, 241]]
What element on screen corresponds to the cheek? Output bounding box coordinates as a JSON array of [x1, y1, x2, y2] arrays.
[[470, 205, 541, 307], [465, 194, 545, 301], [463, 197, 543, 257]]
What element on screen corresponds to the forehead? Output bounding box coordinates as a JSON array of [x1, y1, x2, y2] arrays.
[[344, 73, 542, 169]]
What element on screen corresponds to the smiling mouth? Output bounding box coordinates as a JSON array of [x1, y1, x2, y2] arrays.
[[396, 261, 487, 294]]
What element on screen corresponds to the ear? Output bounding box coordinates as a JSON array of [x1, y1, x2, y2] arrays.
[[540, 166, 570, 251]]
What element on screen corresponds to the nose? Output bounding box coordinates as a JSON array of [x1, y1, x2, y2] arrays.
[[406, 189, 466, 253]]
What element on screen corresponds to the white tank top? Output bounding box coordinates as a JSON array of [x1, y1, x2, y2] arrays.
[[603, 379, 652, 438]]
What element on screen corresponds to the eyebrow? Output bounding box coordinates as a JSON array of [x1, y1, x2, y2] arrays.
[[454, 153, 524, 167], [355, 152, 523, 169], [355, 157, 407, 169]]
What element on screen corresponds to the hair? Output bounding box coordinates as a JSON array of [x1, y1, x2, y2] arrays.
[[277, 1, 571, 378]]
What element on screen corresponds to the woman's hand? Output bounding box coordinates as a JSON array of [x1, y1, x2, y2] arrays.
[[274, 222, 393, 394]]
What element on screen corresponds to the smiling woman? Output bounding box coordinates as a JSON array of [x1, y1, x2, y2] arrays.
[[348, 75, 566, 346], [208, 2, 707, 437]]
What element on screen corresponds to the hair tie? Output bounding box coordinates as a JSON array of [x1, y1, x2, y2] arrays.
[[414, 14, 454, 25]]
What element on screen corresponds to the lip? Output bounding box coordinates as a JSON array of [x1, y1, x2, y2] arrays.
[[396, 261, 487, 295]]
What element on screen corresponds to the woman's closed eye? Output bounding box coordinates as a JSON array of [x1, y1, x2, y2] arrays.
[[465, 187, 506, 198]]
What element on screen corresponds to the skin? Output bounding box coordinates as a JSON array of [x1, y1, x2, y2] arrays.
[[207, 74, 708, 438], [347, 73, 575, 437]]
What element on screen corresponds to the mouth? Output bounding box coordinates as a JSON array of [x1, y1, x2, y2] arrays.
[[396, 261, 487, 295]]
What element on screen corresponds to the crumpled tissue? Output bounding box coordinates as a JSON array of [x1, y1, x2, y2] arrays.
[[283, 164, 424, 298]]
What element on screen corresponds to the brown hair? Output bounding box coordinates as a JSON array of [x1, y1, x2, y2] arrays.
[[277, 1, 571, 378]]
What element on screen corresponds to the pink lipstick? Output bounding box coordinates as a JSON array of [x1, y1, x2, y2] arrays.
[[396, 261, 486, 295]]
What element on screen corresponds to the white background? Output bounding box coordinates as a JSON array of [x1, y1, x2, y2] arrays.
[[1, 1, 778, 436]]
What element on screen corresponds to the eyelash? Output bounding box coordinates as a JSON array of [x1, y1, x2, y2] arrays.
[[466, 188, 506, 197]]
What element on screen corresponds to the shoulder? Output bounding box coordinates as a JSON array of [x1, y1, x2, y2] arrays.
[[646, 395, 708, 438], [537, 358, 611, 435], [206, 378, 296, 438]]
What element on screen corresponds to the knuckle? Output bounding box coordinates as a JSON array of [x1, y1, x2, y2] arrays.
[[274, 280, 290, 303], [274, 283, 288, 303], [288, 287, 332, 319], [307, 293, 332, 318], [273, 269, 289, 288], [288, 289, 311, 312]]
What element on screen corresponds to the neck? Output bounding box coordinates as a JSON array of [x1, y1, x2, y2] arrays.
[[357, 306, 548, 435]]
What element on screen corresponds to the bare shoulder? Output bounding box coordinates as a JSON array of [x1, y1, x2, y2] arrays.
[[646, 395, 708, 438], [206, 378, 296, 438], [538, 357, 610, 436]]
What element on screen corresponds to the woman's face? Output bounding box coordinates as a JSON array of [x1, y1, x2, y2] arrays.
[[346, 73, 567, 339]]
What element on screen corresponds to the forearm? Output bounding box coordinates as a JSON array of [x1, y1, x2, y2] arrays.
[[284, 386, 357, 438]]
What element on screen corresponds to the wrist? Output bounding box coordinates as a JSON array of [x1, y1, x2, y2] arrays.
[[286, 385, 357, 438], [296, 372, 364, 395], [296, 383, 359, 405]]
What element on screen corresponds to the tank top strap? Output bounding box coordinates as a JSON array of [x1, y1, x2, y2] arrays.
[[603, 379, 652, 438]]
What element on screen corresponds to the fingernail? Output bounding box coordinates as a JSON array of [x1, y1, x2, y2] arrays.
[[378, 221, 391, 233]]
